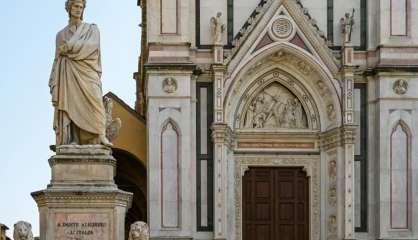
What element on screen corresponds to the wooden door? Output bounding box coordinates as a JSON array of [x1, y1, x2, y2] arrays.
[[243, 167, 309, 240]]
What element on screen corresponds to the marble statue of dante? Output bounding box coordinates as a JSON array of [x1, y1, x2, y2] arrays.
[[49, 0, 111, 146]]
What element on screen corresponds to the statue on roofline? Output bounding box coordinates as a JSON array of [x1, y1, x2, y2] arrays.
[[49, 0, 117, 147], [340, 9, 355, 44], [210, 12, 225, 45]]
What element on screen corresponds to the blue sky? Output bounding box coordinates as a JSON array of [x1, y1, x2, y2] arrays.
[[0, 1, 140, 237]]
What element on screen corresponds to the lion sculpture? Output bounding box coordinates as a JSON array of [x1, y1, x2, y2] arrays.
[[128, 221, 149, 240], [13, 221, 33, 240]]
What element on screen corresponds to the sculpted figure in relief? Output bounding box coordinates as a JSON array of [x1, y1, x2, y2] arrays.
[[327, 104, 336, 121], [128, 221, 149, 240], [13, 221, 33, 240], [49, 0, 112, 146], [393, 79, 408, 95], [162, 77, 178, 94], [243, 83, 308, 129], [210, 12, 225, 45], [328, 185, 337, 207], [328, 160, 337, 180]]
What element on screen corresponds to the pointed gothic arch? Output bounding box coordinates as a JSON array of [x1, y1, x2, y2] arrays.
[[234, 70, 320, 131], [389, 120, 412, 229], [225, 44, 342, 131], [160, 118, 181, 228]]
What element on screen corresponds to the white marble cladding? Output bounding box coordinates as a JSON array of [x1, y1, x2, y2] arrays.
[[390, 0, 407, 36], [161, 0, 178, 34], [147, 0, 194, 44], [390, 123, 409, 229], [148, 74, 191, 97], [161, 121, 180, 228], [374, 0, 418, 46], [147, 70, 195, 238], [368, 73, 418, 239]]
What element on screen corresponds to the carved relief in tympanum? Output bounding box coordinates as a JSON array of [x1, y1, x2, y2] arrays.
[[242, 82, 308, 129]]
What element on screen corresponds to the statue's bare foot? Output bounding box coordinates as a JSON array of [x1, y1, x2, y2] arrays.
[[100, 135, 113, 147]]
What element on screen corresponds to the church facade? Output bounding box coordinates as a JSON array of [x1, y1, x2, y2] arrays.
[[131, 0, 418, 239]]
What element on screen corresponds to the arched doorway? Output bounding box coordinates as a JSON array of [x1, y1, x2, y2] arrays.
[[223, 46, 344, 240], [113, 148, 147, 239]]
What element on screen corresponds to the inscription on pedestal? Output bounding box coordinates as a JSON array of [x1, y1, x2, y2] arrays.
[[54, 213, 110, 240]]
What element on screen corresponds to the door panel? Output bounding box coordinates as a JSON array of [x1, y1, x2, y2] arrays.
[[243, 167, 309, 240]]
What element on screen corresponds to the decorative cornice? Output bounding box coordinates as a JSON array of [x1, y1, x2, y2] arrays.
[[362, 65, 418, 76], [144, 62, 196, 71], [49, 157, 116, 168], [211, 64, 227, 73], [211, 123, 235, 149], [49, 145, 117, 167], [320, 126, 357, 150], [55, 144, 112, 155], [31, 189, 133, 208]]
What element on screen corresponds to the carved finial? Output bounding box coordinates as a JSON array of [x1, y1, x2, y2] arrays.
[[340, 9, 355, 44], [210, 12, 225, 45]]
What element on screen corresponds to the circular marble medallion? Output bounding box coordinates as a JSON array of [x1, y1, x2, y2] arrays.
[[393, 79, 408, 95], [271, 18, 293, 39]]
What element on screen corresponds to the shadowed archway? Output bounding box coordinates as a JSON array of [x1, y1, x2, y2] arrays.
[[113, 148, 147, 239]]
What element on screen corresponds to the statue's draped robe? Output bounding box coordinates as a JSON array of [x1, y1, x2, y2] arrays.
[[49, 23, 106, 145]]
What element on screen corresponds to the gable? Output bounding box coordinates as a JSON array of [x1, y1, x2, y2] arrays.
[[226, 0, 339, 78]]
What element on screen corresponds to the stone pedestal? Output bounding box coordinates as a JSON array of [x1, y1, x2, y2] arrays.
[[32, 145, 133, 240]]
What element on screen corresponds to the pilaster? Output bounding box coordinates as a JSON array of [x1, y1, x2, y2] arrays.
[[145, 62, 196, 239], [341, 39, 357, 239], [211, 123, 234, 240], [342, 43, 356, 126], [210, 61, 230, 239], [321, 126, 357, 240], [212, 64, 226, 124]]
